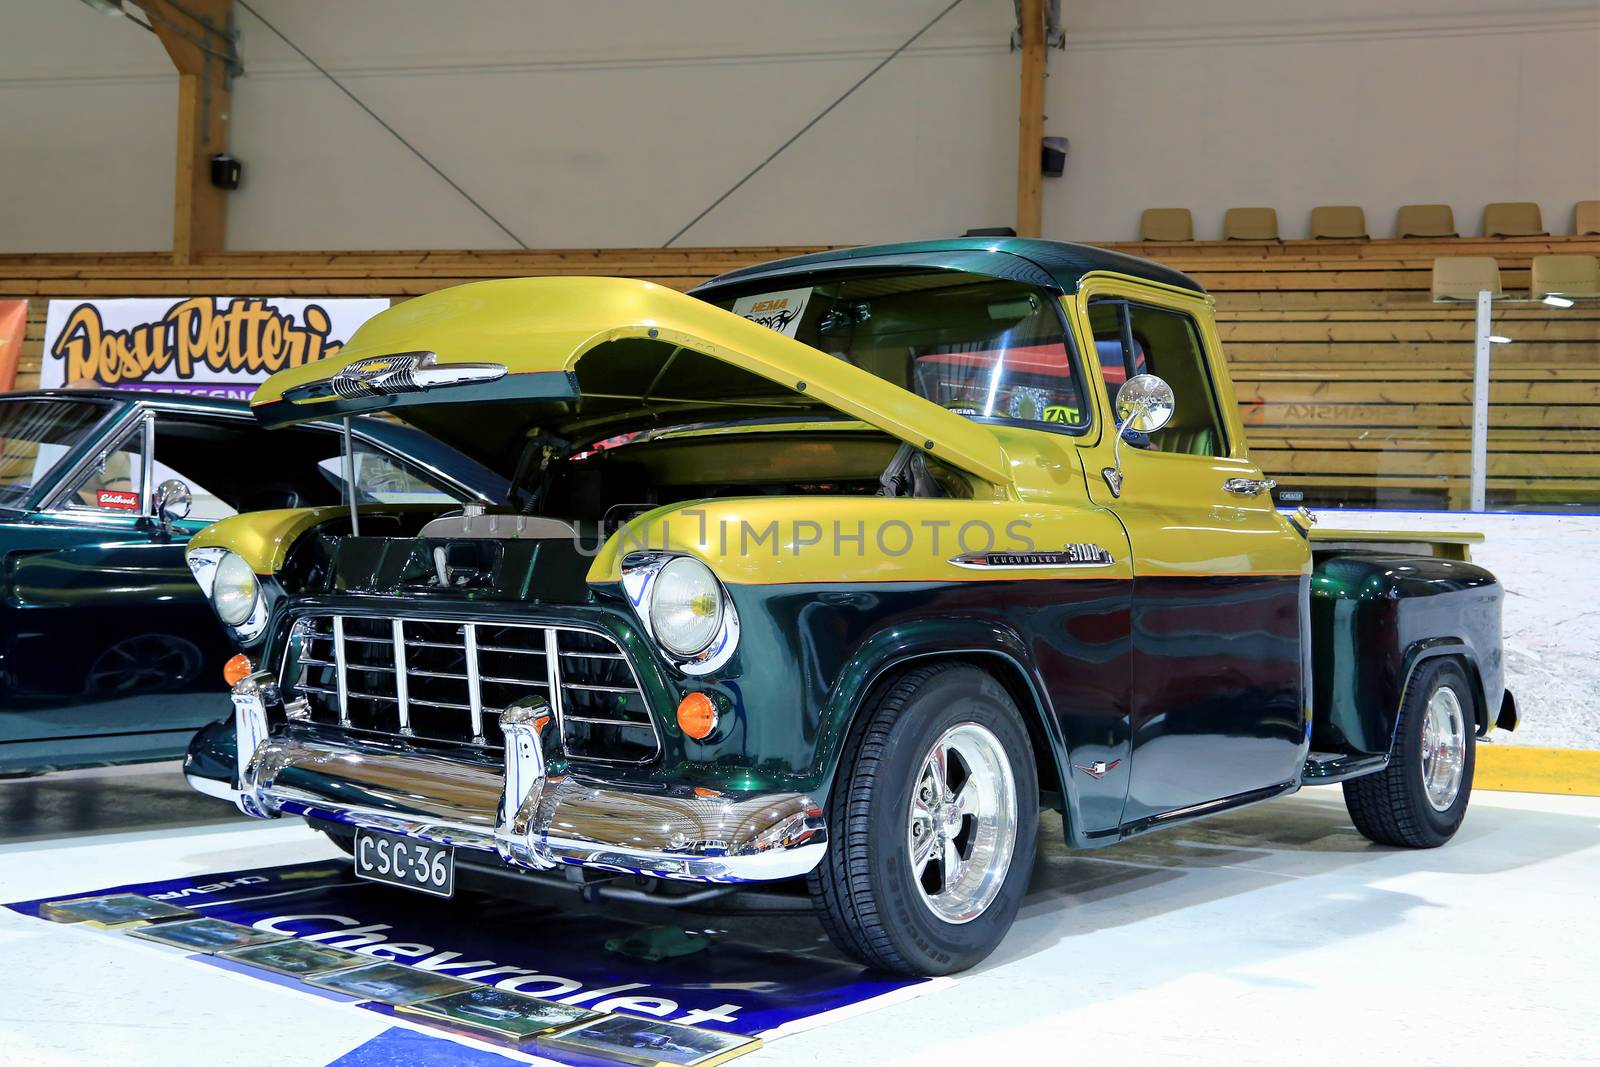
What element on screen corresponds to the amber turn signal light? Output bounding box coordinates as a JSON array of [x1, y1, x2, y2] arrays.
[[223, 653, 254, 686], [676, 692, 718, 740]]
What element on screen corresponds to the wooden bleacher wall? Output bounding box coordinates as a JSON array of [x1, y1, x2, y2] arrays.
[[1113, 236, 1600, 508], [3, 236, 1598, 508]]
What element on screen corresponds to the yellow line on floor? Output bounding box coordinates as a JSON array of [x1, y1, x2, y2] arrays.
[[1476, 745, 1600, 797]]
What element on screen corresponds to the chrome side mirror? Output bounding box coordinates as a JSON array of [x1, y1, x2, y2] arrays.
[[1102, 373, 1175, 498], [155, 478, 192, 528]]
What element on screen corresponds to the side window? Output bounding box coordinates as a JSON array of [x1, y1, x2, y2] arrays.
[[710, 273, 1092, 433], [61, 425, 145, 515], [1089, 299, 1226, 458], [150, 456, 236, 523], [149, 416, 256, 523], [317, 439, 463, 505], [148, 415, 466, 519]]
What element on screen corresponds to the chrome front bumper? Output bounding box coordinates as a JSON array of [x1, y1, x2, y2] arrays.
[[200, 673, 827, 883]]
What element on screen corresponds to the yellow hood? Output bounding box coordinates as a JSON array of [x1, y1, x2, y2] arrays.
[[252, 277, 1012, 487]]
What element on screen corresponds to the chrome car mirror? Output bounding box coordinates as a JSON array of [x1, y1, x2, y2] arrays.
[[155, 478, 192, 527], [1102, 373, 1175, 498]]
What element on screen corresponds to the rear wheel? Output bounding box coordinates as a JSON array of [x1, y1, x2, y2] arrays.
[[807, 663, 1038, 976], [84, 635, 202, 696], [1343, 657, 1476, 848]]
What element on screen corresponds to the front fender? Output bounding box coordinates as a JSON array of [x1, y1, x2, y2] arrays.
[[817, 616, 1080, 840], [1310, 553, 1505, 758], [185, 504, 457, 652]]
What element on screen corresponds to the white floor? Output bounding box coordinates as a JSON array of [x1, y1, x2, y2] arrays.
[[2, 786, 1596, 1067]]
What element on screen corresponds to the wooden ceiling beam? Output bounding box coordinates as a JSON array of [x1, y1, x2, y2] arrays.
[[1015, 0, 1047, 238], [139, 0, 236, 263]]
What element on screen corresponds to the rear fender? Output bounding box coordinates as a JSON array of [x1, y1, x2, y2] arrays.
[[1309, 553, 1505, 759]]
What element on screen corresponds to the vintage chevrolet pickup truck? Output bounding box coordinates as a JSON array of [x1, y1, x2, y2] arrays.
[[181, 238, 1518, 976]]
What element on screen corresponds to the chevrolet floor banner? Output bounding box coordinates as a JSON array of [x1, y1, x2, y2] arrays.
[[7, 861, 938, 1042], [41, 296, 390, 400]]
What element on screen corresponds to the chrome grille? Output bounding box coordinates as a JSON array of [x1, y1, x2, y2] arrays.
[[285, 614, 659, 764]]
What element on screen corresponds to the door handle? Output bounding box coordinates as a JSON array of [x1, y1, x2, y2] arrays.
[[1223, 477, 1277, 496]]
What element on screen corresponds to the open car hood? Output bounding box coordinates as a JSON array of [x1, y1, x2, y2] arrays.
[[252, 277, 1011, 487]]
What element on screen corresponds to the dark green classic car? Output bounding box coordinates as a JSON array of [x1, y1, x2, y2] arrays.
[[0, 389, 504, 774]]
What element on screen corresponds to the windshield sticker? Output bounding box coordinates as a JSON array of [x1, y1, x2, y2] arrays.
[[97, 490, 139, 511], [731, 288, 812, 339], [1043, 405, 1080, 423]]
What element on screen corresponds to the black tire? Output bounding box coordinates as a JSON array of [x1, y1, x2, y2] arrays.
[[84, 634, 203, 696], [806, 663, 1039, 976], [1343, 657, 1477, 848]]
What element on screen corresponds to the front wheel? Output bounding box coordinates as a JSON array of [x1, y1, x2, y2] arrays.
[[807, 663, 1038, 976], [1343, 657, 1477, 848]]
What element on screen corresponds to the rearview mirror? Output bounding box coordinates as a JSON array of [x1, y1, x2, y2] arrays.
[[1103, 374, 1175, 498], [155, 479, 192, 527], [1115, 373, 1176, 435]]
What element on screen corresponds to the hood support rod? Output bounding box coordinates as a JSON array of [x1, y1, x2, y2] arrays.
[[342, 417, 360, 537]]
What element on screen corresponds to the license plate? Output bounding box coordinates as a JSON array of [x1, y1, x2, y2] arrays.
[[353, 829, 454, 898]]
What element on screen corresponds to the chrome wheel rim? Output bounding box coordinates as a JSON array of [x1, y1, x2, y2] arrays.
[[1421, 685, 1467, 811], [906, 722, 1018, 924]]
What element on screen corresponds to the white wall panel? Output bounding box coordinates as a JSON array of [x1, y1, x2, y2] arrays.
[[1, 1, 1595, 249]]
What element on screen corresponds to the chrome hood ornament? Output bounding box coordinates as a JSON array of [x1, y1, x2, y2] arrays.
[[284, 350, 506, 403]]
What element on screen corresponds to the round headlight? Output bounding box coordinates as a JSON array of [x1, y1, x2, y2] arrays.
[[649, 556, 724, 657], [212, 551, 260, 627]]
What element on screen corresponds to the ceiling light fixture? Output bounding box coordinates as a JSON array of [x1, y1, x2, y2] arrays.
[[1543, 295, 1575, 308]]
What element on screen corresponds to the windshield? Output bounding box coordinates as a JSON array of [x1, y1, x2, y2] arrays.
[[703, 271, 1090, 432], [0, 398, 114, 509]]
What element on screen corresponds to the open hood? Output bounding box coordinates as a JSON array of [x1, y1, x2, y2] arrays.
[[252, 277, 1011, 486]]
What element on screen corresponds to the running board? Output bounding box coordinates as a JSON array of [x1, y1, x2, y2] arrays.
[[1117, 780, 1299, 839], [1301, 751, 1390, 785]]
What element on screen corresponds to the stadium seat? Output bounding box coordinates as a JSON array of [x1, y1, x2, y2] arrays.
[[1574, 201, 1600, 237], [1140, 208, 1193, 241], [1482, 202, 1546, 237], [1431, 257, 1502, 301], [1531, 255, 1600, 299], [1395, 204, 1457, 238], [1308, 206, 1368, 239], [1223, 207, 1278, 240]]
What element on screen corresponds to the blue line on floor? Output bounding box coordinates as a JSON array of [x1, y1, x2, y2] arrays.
[[326, 1026, 525, 1066]]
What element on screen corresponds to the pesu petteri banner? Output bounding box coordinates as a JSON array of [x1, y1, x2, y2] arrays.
[[41, 296, 389, 400]]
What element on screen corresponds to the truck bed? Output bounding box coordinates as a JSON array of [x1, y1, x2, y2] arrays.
[[1308, 526, 1482, 562]]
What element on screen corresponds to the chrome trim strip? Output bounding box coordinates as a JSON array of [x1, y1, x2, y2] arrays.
[[948, 546, 1117, 570], [564, 714, 655, 728], [544, 627, 564, 730], [217, 701, 827, 883], [392, 619, 411, 736], [464, 622, 484, 743], [278, 610, 661, 764], [494, 700, 557, 870], [139, 412, 155, 518], [332, 615, 350, 725], [231, 671, 272, 819]]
